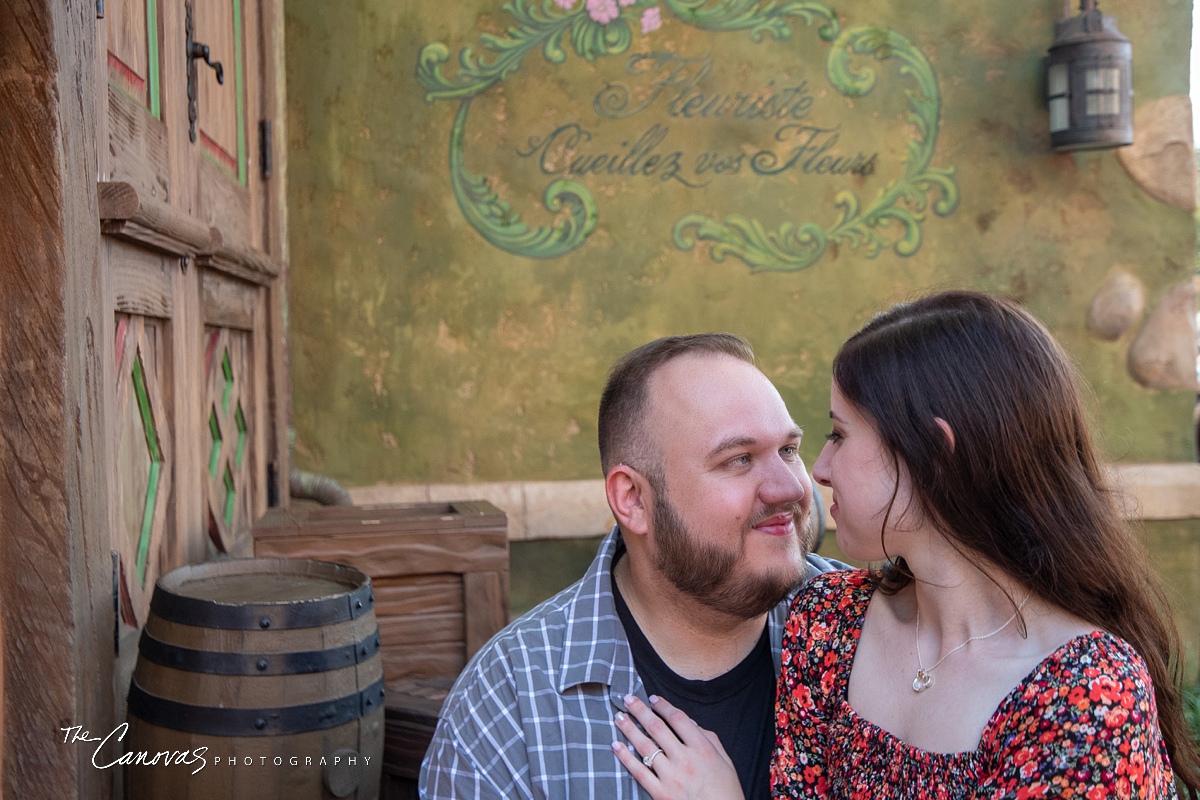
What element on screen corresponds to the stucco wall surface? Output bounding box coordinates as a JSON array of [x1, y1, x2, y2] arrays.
[[285, 0, 1197, 485]]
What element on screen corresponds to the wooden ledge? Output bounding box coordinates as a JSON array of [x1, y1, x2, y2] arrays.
[[196, 229, 280, 284], [347, 465, 1200, 541], [1110, 463, 1200, 521], [98, 181, 282, 284], [98, 181, 211, 257], [348, 480, 612, 541]]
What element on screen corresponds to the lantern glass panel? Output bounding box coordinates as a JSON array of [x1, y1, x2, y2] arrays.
[[1050, 97, 1070, 131], [1048, 63, 1068, 95], [1085, 67, 1119, 91], [1084, 67, 1121, 117], [1047, 63, 1069, 132], [1085, 92, 1119, 115]]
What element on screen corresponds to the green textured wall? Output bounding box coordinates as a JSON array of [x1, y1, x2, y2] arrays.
[[286, 0, 1196, 485]]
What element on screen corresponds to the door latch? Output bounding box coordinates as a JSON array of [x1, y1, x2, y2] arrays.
[[185, 0, 225, 143]]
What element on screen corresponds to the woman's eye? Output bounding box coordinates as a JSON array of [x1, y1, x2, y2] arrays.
[[825, 431, 843, 443]]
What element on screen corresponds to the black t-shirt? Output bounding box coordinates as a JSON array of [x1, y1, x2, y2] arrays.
[[612, 571, 776, 800]]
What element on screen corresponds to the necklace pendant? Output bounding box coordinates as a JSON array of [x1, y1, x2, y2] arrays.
[[912, 669, 933, 693]]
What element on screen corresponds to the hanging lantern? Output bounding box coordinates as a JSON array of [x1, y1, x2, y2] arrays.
[[1045, 0, 1133, 151]]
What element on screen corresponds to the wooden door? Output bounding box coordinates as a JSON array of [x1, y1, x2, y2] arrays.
[[96, 0, 289, 724]]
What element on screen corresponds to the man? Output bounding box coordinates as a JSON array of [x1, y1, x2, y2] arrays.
[[420, 333, 842, 799]]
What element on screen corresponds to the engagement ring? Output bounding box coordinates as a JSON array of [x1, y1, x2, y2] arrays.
[[642, 748, 663, 768]]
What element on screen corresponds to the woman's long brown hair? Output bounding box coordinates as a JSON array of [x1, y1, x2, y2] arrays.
[[833, 290, 1200, 796]]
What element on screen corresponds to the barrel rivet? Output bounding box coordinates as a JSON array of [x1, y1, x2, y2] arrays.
[[257, 659, 268, 671], [374, 636, 381, 649], [259, 617, 271, 629], [255, 718, 266, 730], [355, 600, 363, 610], [360, 645, 368, 656]]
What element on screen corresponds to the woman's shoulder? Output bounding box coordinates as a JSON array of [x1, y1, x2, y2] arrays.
[[991, 630, 1160, 743], [781, 570, 872, 680], [1028, 631, 1154, 694], [983, 631, 1173, 794], [803, 567, 873, 594], [790, 568, 873, 622]]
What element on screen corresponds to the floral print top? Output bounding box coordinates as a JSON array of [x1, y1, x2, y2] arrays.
[[772, 570, 1176, 799]]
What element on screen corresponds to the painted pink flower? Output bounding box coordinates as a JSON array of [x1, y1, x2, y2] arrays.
[[586, 0, 619, 24], [553, 0, 576, 8], [640, 6, 662, 32]]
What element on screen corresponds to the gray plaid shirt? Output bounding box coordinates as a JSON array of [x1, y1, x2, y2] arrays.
[[419, 526, 844, 799]]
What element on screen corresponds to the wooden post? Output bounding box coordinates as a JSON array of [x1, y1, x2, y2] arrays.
[[0, 1, 114, 797], [260, 0, 291, 513]]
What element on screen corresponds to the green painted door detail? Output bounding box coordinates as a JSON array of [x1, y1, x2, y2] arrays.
[[235, 402, 247, 468], [223, 465, 237, 527], [131, 352, 163, 584], [209, 408, 222, 478]]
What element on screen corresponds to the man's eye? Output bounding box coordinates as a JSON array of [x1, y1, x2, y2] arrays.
[[780, 444, 800, 459], [727, 454, 751, 467]]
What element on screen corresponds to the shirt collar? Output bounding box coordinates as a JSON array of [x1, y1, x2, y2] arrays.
[[556, 526, 640, 697]]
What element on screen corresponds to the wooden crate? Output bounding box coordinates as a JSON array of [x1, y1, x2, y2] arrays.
[[379, 676, 453, 800], [252, 501, 509, 685]]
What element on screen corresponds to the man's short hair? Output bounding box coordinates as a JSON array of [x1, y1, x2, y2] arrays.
[[598, 333, 755, 478]]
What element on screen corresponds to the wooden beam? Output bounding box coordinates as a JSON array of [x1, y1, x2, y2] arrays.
[[98, 181, 215, 256], [0, 1, 113, 797]]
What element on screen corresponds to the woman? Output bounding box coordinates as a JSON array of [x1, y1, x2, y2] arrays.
[[613, 291, 1200, 799]]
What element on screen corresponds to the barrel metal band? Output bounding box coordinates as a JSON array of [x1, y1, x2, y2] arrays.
[[127, 677, 387, 736], [137, 627, 382, 675], [149, 579, 374, 630]]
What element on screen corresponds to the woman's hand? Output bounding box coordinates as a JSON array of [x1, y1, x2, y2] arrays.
[[612, 694, 745, 800]]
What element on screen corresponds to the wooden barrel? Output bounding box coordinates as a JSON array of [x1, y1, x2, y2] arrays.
[[125, 558, 384, 799]]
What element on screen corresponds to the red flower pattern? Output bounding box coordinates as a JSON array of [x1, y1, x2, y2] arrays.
[[771, 571, 1177, 799]]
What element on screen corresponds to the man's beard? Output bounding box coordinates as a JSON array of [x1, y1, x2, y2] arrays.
[[648, 484, 813, 619]]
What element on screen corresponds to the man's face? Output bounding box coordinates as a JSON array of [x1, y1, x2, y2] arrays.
[[641, 353, 815, 618]]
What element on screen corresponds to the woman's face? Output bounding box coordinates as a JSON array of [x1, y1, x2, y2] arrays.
[[812, 381, 917, 562]]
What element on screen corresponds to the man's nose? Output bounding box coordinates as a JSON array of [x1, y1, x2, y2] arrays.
[[760, 455, 808, 507]]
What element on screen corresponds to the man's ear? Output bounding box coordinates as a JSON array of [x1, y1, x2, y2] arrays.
[[934, 417, 956, 452], [605, 465, 651, 537]]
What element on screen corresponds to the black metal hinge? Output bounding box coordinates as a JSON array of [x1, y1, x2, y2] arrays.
[[259, 120, 273, 180]]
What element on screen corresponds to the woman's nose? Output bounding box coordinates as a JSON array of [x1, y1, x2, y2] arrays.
[[812, 442, 833, 487]]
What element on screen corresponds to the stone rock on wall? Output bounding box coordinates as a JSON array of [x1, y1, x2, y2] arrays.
[[1087, 269, 1144, 341], [1116, 95, 1197, 212], [1127, 280, 1199, 390]]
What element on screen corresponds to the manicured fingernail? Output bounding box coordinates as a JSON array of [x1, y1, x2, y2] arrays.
[[623, 693, 635, 705], [612, 741, 623, 752], [614, 711, 625, 722], [648, 695, 660, 704]]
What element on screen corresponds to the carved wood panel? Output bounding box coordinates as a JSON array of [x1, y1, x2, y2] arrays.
[[113, 313, 173, 627], [203, 326, 254, 553]]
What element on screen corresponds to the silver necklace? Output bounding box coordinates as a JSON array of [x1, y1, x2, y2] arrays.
[[912, 590, 1032, 693]]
